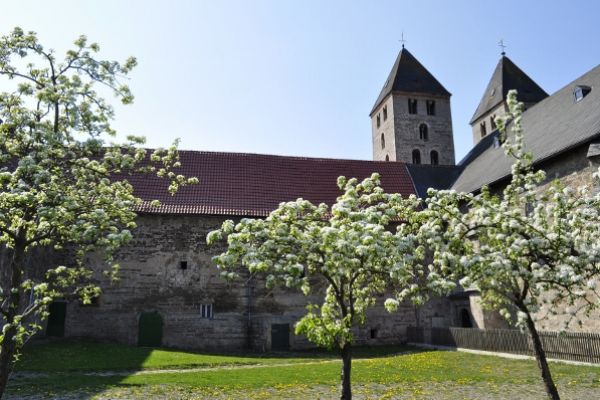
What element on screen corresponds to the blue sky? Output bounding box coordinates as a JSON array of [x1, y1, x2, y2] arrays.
[[3, 1, 600, 161]]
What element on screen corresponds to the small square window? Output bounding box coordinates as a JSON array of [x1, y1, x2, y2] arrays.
[[180, 261, 188, 270], [200, 303, 213, 319]]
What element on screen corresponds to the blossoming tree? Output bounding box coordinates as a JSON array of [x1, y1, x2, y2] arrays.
[[420, 90, 600, 400], [208, 174, 451, 400], [0, 27, 196, 395]]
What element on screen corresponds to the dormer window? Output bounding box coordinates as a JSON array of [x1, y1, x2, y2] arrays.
[[573, 85, 591, 102]]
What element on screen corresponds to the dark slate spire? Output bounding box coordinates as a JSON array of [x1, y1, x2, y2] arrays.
[[469, 55, 548, 124], [370, 48, 451, 115]]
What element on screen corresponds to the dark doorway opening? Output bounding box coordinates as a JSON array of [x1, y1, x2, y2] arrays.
[[46, 301, 67, 337], [460, 308, 473, 328], [138, 311, 163, 347], [271, 323, 290, 351]]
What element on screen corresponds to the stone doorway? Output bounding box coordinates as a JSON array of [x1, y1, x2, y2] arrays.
[[271, 323, 290, 351]]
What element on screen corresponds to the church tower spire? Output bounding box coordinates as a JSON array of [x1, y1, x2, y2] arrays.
[[370, 47, 455, 165], [470, 54, 548, 145]]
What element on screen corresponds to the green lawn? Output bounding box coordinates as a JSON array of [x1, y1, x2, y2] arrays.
[[8, 339, 600, 399]]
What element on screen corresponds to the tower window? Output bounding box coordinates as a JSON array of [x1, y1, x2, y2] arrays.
[[179, 261, 188, 270], [480, 121, 487, 137], [430, 150, 439, 165], [419, 124, 428, 141], [412, 149, 421, 164], [490, 115, 497, 130], [385, 154, 389, 162], [408, 98, 418, 114], [383, 105, 388, 121], [381, 133, 385, 149], [426, 100, 436, 116], [376, 114, 381, 128]]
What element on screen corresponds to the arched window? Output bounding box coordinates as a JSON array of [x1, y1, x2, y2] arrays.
[[385, 154, 389, 162], [381, 133, 385, 149], [419, 123, 428, 141], [430, 150, 439, 165], [412, 149, 421, 165]]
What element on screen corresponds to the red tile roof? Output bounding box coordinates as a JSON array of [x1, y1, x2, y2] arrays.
[[130, 151, 416, 216]]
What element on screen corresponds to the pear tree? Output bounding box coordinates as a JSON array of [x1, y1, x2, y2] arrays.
[[0, 27, 196, 395], [208, 173, 453, 400], [420, 90, 600, 400]]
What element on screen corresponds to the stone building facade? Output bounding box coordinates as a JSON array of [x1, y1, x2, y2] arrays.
[[40, 47, 600, 350], [62, 214, 447, 351]]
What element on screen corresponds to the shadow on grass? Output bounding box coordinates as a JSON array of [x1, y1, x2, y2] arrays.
[[7, 338, 432, 399]]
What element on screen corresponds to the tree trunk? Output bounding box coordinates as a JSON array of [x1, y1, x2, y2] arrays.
[[0, 327, 17, 397], [340, 344, 352, 400], [523, 308, 560, 400], [0, 239, 25, 398]]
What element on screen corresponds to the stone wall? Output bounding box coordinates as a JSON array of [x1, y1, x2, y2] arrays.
[[372, 96, 396, 162], [485, 142, 600, 333], [62, 214, 425, 351]]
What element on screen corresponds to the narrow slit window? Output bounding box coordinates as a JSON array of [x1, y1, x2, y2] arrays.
[[383, 105, 388, 121], [419, 124, 428, 141], [376, 114, 381, 128], [381, 133, 385, 149], [385, 154, 389, 162], [480, 121, 487, 137]]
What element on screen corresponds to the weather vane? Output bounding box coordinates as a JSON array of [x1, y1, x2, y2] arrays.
[[498, 39, 507, 56], [400, 32, 407, 49]]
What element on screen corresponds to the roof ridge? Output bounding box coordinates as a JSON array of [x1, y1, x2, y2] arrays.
[[160, 149, 410, 165]]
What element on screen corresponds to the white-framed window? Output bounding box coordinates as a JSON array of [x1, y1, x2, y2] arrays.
[[200, 303, 213, 319]]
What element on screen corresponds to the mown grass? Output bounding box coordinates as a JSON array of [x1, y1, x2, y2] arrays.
[[8, 339, 600, 398], [15, 339, 413, 372]]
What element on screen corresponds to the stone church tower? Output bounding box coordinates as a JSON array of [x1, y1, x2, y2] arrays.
[[370, 47, 455, 165], [469, 54, 548, 145]]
